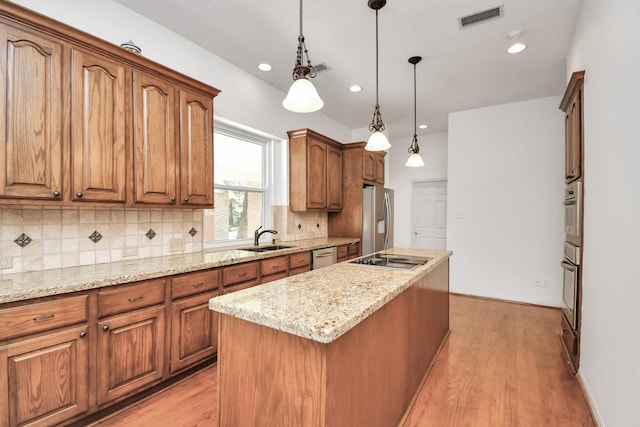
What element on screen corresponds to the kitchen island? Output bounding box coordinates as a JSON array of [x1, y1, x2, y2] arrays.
[[209, 248, 451, 427]]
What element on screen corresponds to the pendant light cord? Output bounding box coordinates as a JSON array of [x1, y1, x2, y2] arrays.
[[299, 0, 303, 36], [375, 9, 379, 107], [413, 62, 417, 139]]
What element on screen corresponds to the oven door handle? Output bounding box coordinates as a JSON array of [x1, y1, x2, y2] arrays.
[[561, 260, 577, 272]]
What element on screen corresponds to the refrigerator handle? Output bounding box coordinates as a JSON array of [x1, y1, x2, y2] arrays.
[[383, 192, 391, 249]]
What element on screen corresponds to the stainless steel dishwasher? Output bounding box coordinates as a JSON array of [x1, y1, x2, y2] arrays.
[[311, 247, 337, 270]]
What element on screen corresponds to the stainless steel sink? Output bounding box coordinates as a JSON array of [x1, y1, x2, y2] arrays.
[[240, 245, 294, 252]]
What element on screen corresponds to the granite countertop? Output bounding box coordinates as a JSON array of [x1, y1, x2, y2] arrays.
[[0, 237, 359, 304], [209, 248, 452, 344]]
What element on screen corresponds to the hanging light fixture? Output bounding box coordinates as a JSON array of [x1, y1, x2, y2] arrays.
[[405, 56, 425, 167], [282, 0, 324, 113], [364, 0, 390, 151]]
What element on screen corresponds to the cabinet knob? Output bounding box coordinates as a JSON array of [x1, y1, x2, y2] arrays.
[[170, 197, 176, 202], [184, 198, 189, 202], [102, 325, 109, 332], [53, 191, 60, 197], [79, 331, 87, 338], [76, 192, 83, 198]]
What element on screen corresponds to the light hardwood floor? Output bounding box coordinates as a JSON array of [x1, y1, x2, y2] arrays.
[[93, 294, 595, 426]]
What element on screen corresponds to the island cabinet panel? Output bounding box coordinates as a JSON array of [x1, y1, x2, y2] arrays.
[[96, 304, 165, 407], [71, 49, 127, 203], [216, 259, 450, 427], [0, 325, 89, 427], [179, 89, 214, 206], [218, 316, 326, 427], [0, 24, 64, 201], [132, 71, 178, 205]]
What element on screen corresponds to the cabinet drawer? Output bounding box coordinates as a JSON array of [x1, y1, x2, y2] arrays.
[[222, 278, 260, 294], [0, 295, 88, 340], [289, 265, 310, 276], [289, 251, 311, 269], [223, 262, 259, 287], [172, 269, 220, 300], [98, 278, 166, 318], [260, 256, 287, 276]]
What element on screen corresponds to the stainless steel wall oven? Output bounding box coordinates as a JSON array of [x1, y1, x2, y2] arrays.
[[561, 242, 580, 331]]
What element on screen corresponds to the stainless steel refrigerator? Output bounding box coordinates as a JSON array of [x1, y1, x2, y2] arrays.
[[362, 185, 393, 255]]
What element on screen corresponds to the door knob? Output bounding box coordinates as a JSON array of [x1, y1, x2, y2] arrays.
[[414, 231, 418, 235]]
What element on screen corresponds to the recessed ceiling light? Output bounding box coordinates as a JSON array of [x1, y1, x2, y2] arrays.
[[419, 124, 428, 129], [507, 43, 527, 54], [258, 63, 272, 71], [349, 85, 362, 93]]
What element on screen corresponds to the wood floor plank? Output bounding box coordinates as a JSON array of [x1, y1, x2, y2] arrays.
[[92, 294, 595, 427]]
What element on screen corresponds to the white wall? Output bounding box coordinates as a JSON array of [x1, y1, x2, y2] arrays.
[[565, 0, 640, 425], [447, 96, 564, 307], [387, 132, 448, 248]]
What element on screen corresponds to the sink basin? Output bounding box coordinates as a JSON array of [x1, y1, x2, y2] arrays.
[[240, 245, 294, 252]]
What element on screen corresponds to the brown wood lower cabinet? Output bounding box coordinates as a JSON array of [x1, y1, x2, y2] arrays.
[[0, 325, 89, 427], [96, 304, 166, 407], [170, 291, 218, 374], [288, 251, 311, 276]]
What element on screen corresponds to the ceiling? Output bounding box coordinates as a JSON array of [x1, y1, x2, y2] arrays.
[[113, 0, 582, 138]]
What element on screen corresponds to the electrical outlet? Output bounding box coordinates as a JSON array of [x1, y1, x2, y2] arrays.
[[122, 247, 138, 258], [534, 279, 541, 287], [0, 256, 13, 269], [542, 279, 550, 288], [169, 238, 185, 252]]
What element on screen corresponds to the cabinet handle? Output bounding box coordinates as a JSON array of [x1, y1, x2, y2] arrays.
[[79, 331, 87, 338], [238, 272, 247, 277], [170, 197, 176, 202], [271, 265, 280, 270], [128, 296, 144, 303], [76, 192, 83, 198], [33, 314, 54, 322], [53, 191, 60, 197], [103, 325, 109, 332], [192, 282, 205, 288]]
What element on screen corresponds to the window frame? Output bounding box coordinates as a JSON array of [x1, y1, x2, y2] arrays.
[[204, 122, 273, 249]]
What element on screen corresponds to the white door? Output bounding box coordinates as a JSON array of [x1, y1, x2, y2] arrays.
[[412, 181, 447, 249]]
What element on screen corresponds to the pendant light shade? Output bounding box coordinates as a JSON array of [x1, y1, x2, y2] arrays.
[[282, 0, 324, 113], [364, 0, 390, 151], [404, 56, 425, 167]]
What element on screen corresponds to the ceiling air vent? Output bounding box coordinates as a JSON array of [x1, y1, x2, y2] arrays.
[[313, 63, 330, 73], [459, 5, 503, 28]]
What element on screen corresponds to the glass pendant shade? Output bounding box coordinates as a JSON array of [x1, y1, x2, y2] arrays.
[[282, 77, 324, 113], [405, 152, 425, 167], [365, 130, 390, 151]]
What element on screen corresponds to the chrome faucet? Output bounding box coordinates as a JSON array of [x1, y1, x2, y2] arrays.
[[254, 226, 278, 246]]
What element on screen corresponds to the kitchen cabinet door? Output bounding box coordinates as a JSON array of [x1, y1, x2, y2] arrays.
[[307, 138, 328, 210], [1, 325, 89, 427], [560, 71, 584, 184], [327, 145, 343, 211], [97, 304, 165, 406], [374, 152, 385, 184], [0, 24, 64, 201], [71, 48, 127, 203], [179, 89, 214, 206], [133, 71, 178, 205], [170, 291, 217, 374]]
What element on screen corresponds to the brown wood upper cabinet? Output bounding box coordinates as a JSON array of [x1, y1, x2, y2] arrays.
[[71, 48, 128, 203], [0, 3, 220, 207], [0, 23, 64, 201], [560, 71, 584, 184], [288, 128, 343, 212], [363, 150, 385, 185]]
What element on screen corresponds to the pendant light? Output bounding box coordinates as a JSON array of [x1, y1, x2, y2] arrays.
[[282, 0, 324, 113], [364, 0, 390, 151], [404, 56, 425, 167]]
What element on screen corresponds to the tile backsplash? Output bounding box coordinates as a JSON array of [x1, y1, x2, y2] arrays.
[[272, 206, 328, 242], [0, 206, 203, 275]]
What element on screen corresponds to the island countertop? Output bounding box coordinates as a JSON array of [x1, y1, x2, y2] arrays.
[[0, 237, 358, 304], [209, 248, 452, 344]]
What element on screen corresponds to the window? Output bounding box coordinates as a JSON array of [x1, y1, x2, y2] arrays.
[[203, 124, 271, 247]]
